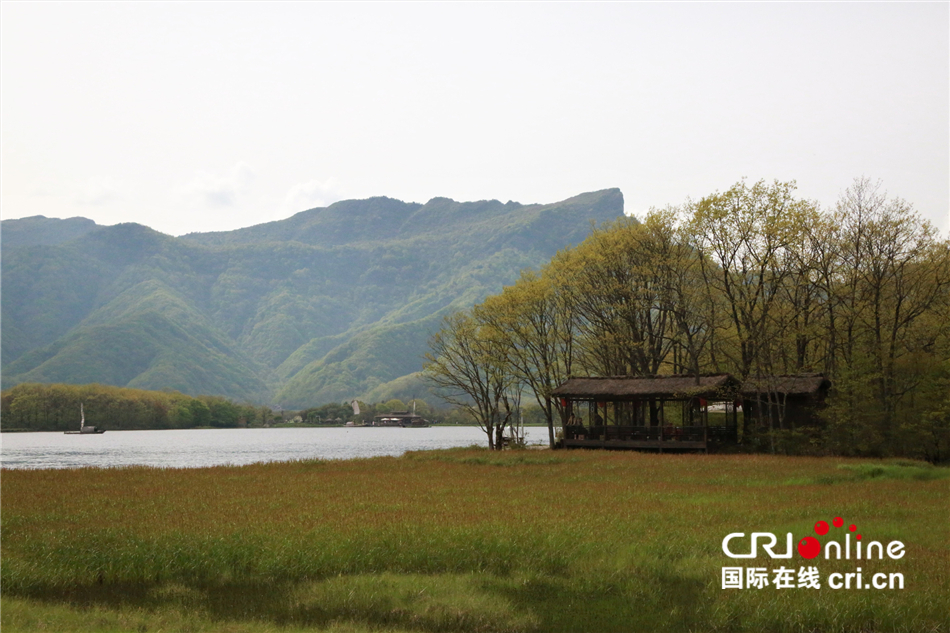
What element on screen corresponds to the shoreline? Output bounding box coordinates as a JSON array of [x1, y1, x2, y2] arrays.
[[1, 422, 555, 433]]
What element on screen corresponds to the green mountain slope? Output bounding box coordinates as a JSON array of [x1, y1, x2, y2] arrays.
[[5, 310, 269, 400], [276, 316, 438, 405], [2, 189, 623, 405], [1, 215, 99, 250]]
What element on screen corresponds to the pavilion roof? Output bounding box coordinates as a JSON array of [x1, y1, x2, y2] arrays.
[[741, 374, 831, 396], [552, 374, 740, 400]]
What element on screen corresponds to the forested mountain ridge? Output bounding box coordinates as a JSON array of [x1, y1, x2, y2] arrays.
[[1, 189, 623, 405], [1, 215, 98, 249]]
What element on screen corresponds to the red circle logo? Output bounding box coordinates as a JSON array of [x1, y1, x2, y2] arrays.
[[798, 536, 821, 559]]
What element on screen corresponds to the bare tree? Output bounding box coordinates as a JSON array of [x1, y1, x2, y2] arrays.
[[423, 310, 516, 450]]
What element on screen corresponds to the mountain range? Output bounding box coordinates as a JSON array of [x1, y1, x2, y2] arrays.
[[1, 189, 623, 407]]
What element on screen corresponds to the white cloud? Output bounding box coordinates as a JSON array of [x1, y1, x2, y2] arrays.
[[177, 162, 255, 209], [282, 177, 342, 214], [76, 176, 125, 206]]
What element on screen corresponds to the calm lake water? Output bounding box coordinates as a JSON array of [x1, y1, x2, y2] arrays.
[[0, 426, 551, 470]]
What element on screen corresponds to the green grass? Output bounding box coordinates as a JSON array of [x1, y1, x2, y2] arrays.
[[2, 450, 948, 632], [783, 459, 950, 485]]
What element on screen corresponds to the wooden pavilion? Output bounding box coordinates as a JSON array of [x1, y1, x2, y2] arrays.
[[552, 374, 742, 452], [740, 374, 832, 429]]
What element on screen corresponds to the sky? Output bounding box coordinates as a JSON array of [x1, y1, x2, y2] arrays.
[[2, 3, 948, 236]]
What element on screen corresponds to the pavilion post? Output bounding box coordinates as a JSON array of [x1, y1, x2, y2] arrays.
[[704, 402, 708, 452]]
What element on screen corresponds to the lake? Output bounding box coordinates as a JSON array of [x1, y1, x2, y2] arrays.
[[0, 426, 552, 470]]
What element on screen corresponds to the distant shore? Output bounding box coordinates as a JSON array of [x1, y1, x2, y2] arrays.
[[1, 422, 554, 432]]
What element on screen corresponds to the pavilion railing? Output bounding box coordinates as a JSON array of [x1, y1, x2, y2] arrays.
[[707, 425, 739, 442], [564, 425, 709, 443]]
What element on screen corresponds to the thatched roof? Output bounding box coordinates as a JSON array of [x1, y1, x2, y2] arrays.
[[552, 375, 740, 400], [741, 374, 831, 396]]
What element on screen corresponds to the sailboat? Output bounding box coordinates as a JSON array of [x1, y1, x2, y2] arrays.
[[64, 403, 105, 434]]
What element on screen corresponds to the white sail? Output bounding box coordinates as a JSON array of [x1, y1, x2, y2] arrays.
[[80, 403, 85, 429]]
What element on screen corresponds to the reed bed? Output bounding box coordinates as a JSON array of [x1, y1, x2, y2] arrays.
[[2, 449, 948, 632]]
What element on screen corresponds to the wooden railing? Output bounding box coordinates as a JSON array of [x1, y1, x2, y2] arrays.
[[707, 425, 739, 442], [564, 425, 712, 443]]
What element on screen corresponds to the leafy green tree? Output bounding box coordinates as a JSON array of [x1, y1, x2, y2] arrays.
[[690, 180, 808, 375], [202, 397, 241, 428], [829, 178, 950, 444], [689, 180, 815, 440], [558, 217, 678, 379], [381, 399, 407, 412], [478, 268, 575, 447], [187, 399, 212, 427]]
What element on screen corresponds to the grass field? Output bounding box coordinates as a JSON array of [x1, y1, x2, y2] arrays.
[[2, 449, 948, 632]]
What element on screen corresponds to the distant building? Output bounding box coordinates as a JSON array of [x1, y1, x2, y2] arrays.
[[373, 411, 431, 427]]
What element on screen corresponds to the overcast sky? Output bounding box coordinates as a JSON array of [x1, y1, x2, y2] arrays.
[[2, 3, 947, 236]]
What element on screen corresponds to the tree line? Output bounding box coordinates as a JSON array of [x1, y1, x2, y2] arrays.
[[0, 384, 482, 432], [1, 383, 259, 432], [424, 178, 950, 460]]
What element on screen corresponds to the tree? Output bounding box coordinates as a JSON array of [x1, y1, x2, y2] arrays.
[[382, 399, 407, 412], [560, 217, 676, 382], [643, 207, 724, 379], [829, 178, 950, 445], [478, 269, 575, 448], [424, 311, 516, 450], [690, 180, 813, 439]]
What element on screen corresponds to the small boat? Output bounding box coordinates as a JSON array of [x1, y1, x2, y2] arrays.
[[64, 404, 105, 434]]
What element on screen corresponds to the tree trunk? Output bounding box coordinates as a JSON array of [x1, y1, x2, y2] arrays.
[[545, 397, 555, 448]]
